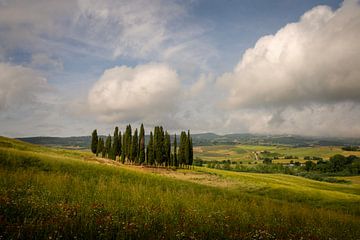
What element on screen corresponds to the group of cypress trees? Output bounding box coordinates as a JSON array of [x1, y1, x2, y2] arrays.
[[91, 124, 193, 167]]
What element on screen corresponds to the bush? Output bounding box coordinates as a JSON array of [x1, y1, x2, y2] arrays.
[[193, 157, 203, 167], [304, 161, 315, 171], [263, 158, 272, 164], [342, 146, 360, 151]]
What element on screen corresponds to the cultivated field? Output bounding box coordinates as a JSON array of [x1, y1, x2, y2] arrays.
[[0, 136, 359, 239], [194, 144, 360, 164]]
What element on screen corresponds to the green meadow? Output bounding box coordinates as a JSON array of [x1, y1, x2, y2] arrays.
[[0, 136, 360, 239]]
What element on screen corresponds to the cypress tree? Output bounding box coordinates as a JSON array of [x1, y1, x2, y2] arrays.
[[118, 131, 122, 161], [139, 124, 145, 164], [91, 129, 98, 154], [185, 130, 190, 166], [164, 131, 171, 166], [170, 153, 174, 167], [148, 131, 154, 165], [146, 144, 149, 164], [105, 135, 112, 159], [126, 125, 132, 161], [121, 131, 126, 163], [131, 128, 138, 163], [153, 127, 159, 165], [111, 126, 119, 160], [189, 137, 193, 167], [174, 134, 177, 167], [122, 124, 132, 162], [158, 126, 165, 165], [96, 137, 103, 157], [179, 131, 187, 167], [101, 139, 106, 158]]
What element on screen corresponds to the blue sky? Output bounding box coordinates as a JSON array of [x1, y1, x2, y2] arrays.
[[1, 0, 359, 137]]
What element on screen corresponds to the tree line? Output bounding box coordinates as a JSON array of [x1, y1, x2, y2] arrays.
[[91, 124, 193, 167]]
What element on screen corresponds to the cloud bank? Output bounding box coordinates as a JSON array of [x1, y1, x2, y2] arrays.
[[88, 63, 180, 122], [0, 63, 49, 110], [217, 0, 360, 137], [219, 1, 360, 109]]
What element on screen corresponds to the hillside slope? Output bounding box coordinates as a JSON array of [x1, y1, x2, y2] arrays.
[[0, 136, 359, 239]]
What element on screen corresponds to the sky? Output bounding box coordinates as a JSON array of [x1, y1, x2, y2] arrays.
[[0, 0, 360, 138]]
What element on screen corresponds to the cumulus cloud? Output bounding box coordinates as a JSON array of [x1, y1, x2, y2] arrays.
[[0, 63, 49, 110], [218, 0, 360, 109], [188, 73, 214, 97], [88, 63, 181, 122], [222, 103, 360, 138], [215, 0, 360, 137]]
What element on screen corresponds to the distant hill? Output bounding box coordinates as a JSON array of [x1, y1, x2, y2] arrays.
[[18, 133, 360, 149], [18, 136, 92, 149]]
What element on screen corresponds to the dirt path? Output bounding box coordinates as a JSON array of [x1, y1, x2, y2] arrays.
[[85, 156, 238, 188]]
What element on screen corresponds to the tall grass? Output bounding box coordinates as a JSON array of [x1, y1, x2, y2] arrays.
[[0, 137, 359, 239]]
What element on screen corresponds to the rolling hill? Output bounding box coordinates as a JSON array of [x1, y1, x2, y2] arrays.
[[0, 136, 359, 239]]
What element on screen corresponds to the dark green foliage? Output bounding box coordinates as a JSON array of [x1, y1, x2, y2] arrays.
[[193, 157, 203, 166], [118, 131, 122, 161], [131, 129, 138, 163], [139, 124, 145, 164], [154, 126, 164, 166], [121, 131, 125, 163], [173, 134, 178, 167], [122, 125, 132, 162], [179, 131, 187, 166], [189, 133, 193, 166], [96, 138, 104, 157], [147, 132, 154, 165], [296, 172, 349, 183], [263, 158, 272, 164], [305, 156, 323, 161], [342, 146, 360, 151], [105, 135, 112, 159], [126, 125, 132, 161], [310, 154, 360, 174], [91, 129, 98, 154], [101, 143, 106, 158], [329, 154, 348, 172], [90, 125, 193, 168], [111, 127, 119, 160], [174, 130, 193, 168], [164, 131, 171, 166], [305, 160, 316, 171], [185, 131, 190, 165]]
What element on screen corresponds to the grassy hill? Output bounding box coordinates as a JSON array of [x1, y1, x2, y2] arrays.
[[1, 136, 359, 239]]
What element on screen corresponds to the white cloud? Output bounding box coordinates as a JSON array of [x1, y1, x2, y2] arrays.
[[88, 63, 181, 122], [0, 63, 49, 110], [0, 0, 203, 61], [215, 0, 360, 137], [188, 73, 214, 97], [218, 0, 360, 109], [222, 103, 360, 138], [0, 1, 76, 54]]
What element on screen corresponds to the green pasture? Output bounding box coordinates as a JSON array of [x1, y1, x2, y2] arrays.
[[0, 136, 359, 239]]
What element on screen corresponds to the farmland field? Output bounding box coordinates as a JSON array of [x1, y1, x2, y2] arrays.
[[194, 144, 360, 164], [0, 136, 360, 239]]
